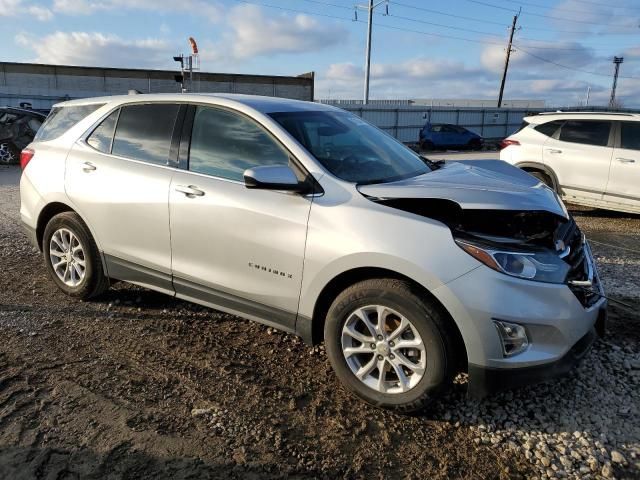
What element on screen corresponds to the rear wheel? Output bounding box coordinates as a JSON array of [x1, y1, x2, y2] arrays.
[[468, 139, 482, 151], [324, 278, 456, 412], [42, 212, 109, 299], [0, 142, 19, 164]]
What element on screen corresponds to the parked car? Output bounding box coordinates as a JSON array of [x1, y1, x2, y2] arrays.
[[419, 123, 483, 151], [20, 94, 605, 411], [500, 112, 640, 214], [0, 107, 46, 164]]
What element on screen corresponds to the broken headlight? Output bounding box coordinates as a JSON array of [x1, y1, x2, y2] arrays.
[[455, 239, 570, 283]]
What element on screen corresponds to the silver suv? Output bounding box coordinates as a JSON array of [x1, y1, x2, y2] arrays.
[[20, 94, 607, 411]]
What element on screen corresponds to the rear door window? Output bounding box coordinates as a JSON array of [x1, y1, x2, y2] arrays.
[[558, 120, 611, 147], [111, 104, 179, 165], [620, 122, 640, 150], [35, 104, 104, 142]]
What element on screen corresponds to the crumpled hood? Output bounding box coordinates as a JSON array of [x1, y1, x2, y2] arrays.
[[358, 159, 568, 219]]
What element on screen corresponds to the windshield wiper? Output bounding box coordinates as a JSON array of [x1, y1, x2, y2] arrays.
[[420, 155, 445, 170]]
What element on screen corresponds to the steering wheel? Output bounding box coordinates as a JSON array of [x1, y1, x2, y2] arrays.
[[333, 154, 365, 177]]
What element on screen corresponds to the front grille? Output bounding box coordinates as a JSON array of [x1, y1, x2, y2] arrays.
[[558, 218, 600, 308]]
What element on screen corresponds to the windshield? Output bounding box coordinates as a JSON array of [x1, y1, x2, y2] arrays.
[[269, 110, 431, 184]]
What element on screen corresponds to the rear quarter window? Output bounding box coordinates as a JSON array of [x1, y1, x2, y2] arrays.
[[620, 122, 640, 150], [35, 104, 104, 142], [534, 120, 563, 138]]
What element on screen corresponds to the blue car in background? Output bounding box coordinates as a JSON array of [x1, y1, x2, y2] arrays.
[[419, 123, 484, 151]]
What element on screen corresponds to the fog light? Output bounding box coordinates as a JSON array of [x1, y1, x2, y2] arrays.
[[494, 320, 529, 357]]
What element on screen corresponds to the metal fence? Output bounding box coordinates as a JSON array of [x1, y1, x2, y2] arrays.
[[321, 104, 546, 143], [319, 104, 640, 143]]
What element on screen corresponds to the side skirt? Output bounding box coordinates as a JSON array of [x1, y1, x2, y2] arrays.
[[103, 255, 306, 339], [173, 276, 297, 335]]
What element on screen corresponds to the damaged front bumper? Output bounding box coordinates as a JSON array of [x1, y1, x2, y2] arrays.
[[467, 316, 604, 399], [431, 238, 607, 400]]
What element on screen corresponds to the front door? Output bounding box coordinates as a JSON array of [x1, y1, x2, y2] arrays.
[[605, 121, 640, 210], [169, 105, 312, 330]]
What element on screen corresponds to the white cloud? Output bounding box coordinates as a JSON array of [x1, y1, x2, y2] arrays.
[[0, 0, 22, 15], [16, 32, 171, 68], [320, 58, 494, 100], [28, 5, 53, 20], [52, 0, 222, 22], [480, 41, 598, 78], [2, 0, 52, 20], [222, 5, 348, 59]]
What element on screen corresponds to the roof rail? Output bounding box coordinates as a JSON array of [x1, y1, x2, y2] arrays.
[[537, 111, 638, 117]]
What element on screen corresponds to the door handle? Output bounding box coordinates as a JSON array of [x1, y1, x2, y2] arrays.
[[175, 185, 205, 197], [82, 162, 96, 172], [616, 157, 636, 163], [546, 148, 562, 154]]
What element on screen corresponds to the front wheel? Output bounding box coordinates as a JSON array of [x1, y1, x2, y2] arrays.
[[42, 212, 109, 299], [324, 278, 456, 412], [527, 170, 555, 191]]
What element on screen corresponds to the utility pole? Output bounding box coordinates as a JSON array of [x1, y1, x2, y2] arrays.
[[497, 9, 520, 108], [585, 85, 591, 107], [609, 56, 624, 109], [354, 0, 388, 104]]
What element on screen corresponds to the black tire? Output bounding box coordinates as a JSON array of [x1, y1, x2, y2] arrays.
[[0, 141, 19, 165], [420, 140, 434, 152], [324, 278, 457, 412], [42, 212, 109, 299], [468, 139, 482, 151], [527, 170, 555, 191]]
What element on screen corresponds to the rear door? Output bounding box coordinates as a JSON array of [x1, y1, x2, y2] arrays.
[[66, 103, 183, 294], [605, 121, 640, 209], [542, 119, 614, 200]]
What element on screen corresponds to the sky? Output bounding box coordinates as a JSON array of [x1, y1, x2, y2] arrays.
[[1, 0, 640, 106]]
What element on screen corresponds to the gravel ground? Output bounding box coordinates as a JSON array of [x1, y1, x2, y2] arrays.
[[1, 164, 639, 479]]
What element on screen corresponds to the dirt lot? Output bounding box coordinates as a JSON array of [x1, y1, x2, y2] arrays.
[[1, 164, 639, 479]]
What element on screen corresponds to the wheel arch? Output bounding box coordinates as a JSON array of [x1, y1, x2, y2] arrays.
[[306, 266, 468, 371], [516, 161, 561, 193], [36, 202, 110, 277], [36, 202, 75, 251]]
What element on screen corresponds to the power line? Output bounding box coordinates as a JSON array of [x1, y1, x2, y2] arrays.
[[464, 0, 634, 26], [297, 0, 352, 10], [231, 0, 510, 47], [515, 46, 640, 79], [374, 21, 507, 46], [231, 0, 639, 62], [503, 0, 639, 15], [563, 0, 640, 11], [385, 12, 506, 38], [389, 1, 510, 27]]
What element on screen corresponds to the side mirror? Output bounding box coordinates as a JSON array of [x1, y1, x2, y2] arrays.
[[243, 165, 308, 193]]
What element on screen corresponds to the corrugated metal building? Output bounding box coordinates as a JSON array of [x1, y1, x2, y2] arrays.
[[0, 62, 315, 110]]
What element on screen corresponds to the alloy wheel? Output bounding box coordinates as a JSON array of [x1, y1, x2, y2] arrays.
[[49, 228, 86, 287], [341, 305, 427, 394], [0, 143, 16, 164]]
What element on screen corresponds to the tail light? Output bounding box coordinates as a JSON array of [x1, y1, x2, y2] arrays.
[[20, 149, 34, 170], [499, 139, 520, 150]]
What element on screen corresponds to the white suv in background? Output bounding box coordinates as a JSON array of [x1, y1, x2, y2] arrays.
[[500, 112, 640, 214]]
